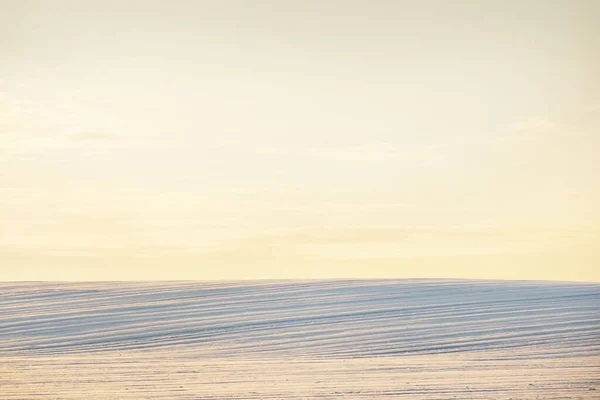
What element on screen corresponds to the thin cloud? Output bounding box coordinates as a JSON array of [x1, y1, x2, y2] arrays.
[[241, 142, 445, 166], [308, 143, 443, 165], [504, 117, 559, 142], [67, 132, 118, 141]]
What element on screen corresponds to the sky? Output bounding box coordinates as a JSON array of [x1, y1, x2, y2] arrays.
[[1, 0, 599, 282]]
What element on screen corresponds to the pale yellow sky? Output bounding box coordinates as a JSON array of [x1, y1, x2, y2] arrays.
[[1, 1, 599, 281]]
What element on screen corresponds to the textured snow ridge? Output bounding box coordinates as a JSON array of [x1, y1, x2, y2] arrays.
[[1, 279, 599, 358], [2, 280, 600, 399]]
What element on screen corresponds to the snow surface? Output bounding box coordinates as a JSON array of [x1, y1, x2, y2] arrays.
[[1, 280, 599, 399]]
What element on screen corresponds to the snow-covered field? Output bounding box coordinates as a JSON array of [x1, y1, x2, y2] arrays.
[[1, 280, 599, 399]]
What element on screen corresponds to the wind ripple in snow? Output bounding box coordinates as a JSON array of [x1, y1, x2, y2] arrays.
[[1, 279, 599, 358]]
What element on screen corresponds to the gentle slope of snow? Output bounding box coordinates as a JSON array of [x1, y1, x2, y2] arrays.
[[1, 280, 599, 398]]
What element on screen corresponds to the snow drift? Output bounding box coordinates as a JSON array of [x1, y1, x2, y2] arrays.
[[1, 279, 598, 358]]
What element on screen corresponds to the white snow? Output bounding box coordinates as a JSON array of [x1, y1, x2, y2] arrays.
[[1, 279, 599, 398]]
